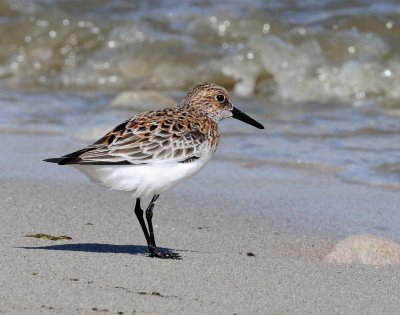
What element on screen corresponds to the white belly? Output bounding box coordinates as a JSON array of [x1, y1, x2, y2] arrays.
[[72, 154, 211, 198]]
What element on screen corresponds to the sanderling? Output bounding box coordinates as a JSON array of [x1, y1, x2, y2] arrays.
[[44, 82, 264, 259]]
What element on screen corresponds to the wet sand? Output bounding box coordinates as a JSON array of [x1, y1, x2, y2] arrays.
[[1, 133, 400, 314]]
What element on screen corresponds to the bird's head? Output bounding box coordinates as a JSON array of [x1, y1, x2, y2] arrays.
[[180, 82, 264, 129]]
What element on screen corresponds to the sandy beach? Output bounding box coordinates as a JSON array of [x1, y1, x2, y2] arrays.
[[0, 133, 399, 315], [1, 1, 400, 314]]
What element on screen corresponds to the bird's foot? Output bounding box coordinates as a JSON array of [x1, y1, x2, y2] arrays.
[[149, 250, 182, 260]]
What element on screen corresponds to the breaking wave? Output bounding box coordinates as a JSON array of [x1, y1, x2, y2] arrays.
[[1, 0, 400, 107]]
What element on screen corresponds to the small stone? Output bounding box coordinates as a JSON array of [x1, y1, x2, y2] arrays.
[[324, 234, 400, 266], [246, 252, 256, 257], [74, 125, 113, 142], [111, 91, 176, 111]]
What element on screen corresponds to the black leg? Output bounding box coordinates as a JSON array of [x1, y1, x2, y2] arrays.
[[134, 198, 151, 248], [135, 196, 181, 260], [145, 194, 159, 249]]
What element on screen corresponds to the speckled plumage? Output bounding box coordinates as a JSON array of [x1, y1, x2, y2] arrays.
[[64, 107, 220, 166], [44, 82, 264, 259], [52, 83, 228, 167]]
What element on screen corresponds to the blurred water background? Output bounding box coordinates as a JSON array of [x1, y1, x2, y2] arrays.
[[0, 0, 399, 189]]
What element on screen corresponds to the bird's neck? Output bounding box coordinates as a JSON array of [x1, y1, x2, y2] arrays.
[[179, 103, 222, 124]]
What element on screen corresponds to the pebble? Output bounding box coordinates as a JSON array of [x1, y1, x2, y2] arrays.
[[111, 90, 176, 111], [324, 234, 400, 266]]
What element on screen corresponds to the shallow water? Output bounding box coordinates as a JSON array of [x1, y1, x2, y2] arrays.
[[0, 0, 399, 190]]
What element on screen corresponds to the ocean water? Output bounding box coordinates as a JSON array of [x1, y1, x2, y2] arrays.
[[0, 0, 399, 189]]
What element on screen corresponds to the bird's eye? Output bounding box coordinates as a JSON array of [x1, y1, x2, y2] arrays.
[[216, 94, 225, 103]]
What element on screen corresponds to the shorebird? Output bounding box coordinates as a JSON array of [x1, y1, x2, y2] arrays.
[[44, 82, 264, 259]]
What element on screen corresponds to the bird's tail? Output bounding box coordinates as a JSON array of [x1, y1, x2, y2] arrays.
[[43, 158, 68, 164], [43, 147, 96, 165]]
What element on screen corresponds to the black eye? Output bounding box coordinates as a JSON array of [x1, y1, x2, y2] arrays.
[[216, 94, 225, 102]]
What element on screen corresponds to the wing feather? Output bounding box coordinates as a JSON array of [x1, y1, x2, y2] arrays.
[[67, 109, 211, 165]]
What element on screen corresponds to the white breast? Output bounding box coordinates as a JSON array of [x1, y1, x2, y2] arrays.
[[72, 152, 212, 198]]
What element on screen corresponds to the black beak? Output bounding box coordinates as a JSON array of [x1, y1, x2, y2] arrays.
[[231, 106, 264, 129]]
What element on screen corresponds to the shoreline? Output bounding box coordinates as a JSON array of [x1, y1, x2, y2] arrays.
[[1, 133, 400, 314]]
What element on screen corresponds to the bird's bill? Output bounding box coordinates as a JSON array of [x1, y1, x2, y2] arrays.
[[231, 106, 264, 129]]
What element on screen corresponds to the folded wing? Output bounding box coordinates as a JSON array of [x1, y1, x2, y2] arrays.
[[45, 110, 208, 165]]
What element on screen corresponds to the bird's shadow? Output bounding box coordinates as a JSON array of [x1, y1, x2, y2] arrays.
[[19, 243, 178, 256]]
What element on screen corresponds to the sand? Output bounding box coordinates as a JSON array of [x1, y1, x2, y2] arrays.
[[1, 133, 400, 314]]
